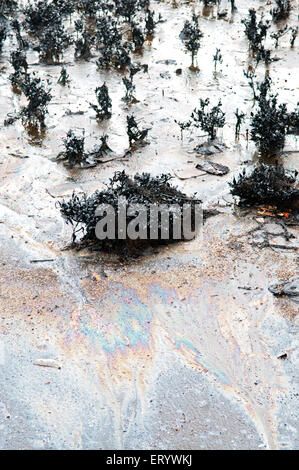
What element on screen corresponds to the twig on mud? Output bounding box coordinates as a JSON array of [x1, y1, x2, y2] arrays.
[[30, 259, 55, 263], [240, 219, 298, 251]]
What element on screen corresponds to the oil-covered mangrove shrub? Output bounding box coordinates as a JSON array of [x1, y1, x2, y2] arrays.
[[11, 19, 28, 50], [75, 26, 94, 60], [230, 0, 237, 12], [176, 99, 225, 141], [76, 0, 103, 17], [241, 9, 270, 54], [97, 134, 113, 157], [52, 0, 75, 16], [96, 15, 122, 51], [20, 73, 52, 129], [177, 98, 225, 141], [270, 0, 291, 23], [114, 0, 140, 24], [271, 25, 289, 48], [95, 15, 122, 68], [9, 49, 28, 89], [180, 14, 203, 67], [58, 171, 201, 256], [251, 98, 287, 154], [131, 23, 145, 50], [10, 49, 28, 74], [23, 0, 62, 35], [90, 83, 112, 120], [191, 99, 225, 140], [57, 129, 112, 167], [255, 45, 272, 66], [285, 106, 299, 134], [127, 115, 148, 146], [229, 164, 299, 209], [38, 23, 71, 64], [250, 76, 295, 154], [114, 42, 132, 70], [94, 4, 148, 69], [122, 65, 141, 102], [145, 9, 162, 36], [56, 130, 86, 168]]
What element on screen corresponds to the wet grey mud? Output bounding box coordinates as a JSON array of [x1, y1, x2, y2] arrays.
[[0, 0, 298, 450]]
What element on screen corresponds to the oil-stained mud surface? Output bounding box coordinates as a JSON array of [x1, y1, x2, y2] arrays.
[[0, 0, 298, 450]]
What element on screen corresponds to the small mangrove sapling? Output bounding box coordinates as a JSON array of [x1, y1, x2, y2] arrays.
[[180, 14, 203, 68], [234, 109, 246, 138], [20, 73, 52, 129], [241, 9, 270, 54], [250, 76, 296, 155], [127, 115, 148, 146], [290, 27, 298, 48], [191, 99, 225, 141], [57, 129, 86, 168], [90, 83, 112, 120], [213, 49, 223, 72], [58, 67, 70, 86]]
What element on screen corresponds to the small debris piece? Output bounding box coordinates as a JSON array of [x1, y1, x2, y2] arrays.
[[174, 168, 206, 180], [30, 259, 55, 263], [218, 11, 228, 19], [277, 353, 288, 360], [9, 153, 29, 159], [195, 141, 227, 156], [269, 277, 299, 302], [203, 209, 221, 221], [247, 220, 297, 251], [257, 207, 278, 217], [34, 359, 61, 369], [156, 59, 177, 65], [196, 161, 229, 176], [160, 71, 171, 79]]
